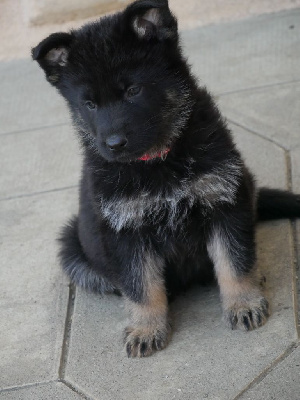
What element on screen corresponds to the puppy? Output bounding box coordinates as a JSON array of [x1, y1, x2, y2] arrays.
[[32, 0, 300, 357]]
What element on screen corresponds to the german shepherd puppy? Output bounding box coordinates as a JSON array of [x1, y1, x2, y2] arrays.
[[32, 0, 300, 357]]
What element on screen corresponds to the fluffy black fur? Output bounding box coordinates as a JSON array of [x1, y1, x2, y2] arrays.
[[32, 0, 300, 357]]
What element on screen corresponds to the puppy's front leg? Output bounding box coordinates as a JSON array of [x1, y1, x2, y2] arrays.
[[123, 253, 170, 357], [207, 213, 269, 331]]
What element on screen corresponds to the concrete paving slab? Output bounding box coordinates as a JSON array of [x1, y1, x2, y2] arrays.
[[239, 345, 300, 400], [182, 10, 300, 95], [229, 122, 287, 189], [65, 221, 296, 400], [0, 59, 70, 135], [0, 382, 82, 399], [218, 82, 300, 150], [0, 125, 81, 200], [0, 188, 78, 389]]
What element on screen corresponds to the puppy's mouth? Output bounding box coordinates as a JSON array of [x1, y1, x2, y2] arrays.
[[112, 148, 170, 163], [138, 148, 170, 162], [105, 145, 171, 163], [100, 142, 172, 164]]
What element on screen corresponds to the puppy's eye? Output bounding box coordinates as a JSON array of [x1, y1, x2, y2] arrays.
[[85, 100, 96, 110], [127, 86, 142, 97]]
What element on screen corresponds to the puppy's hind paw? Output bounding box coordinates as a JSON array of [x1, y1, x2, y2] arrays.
[[124, 324, 171, 358]]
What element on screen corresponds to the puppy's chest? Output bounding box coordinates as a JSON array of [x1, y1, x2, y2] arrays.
[[97, 164, 241, 232], [99, 189, 193, 232]]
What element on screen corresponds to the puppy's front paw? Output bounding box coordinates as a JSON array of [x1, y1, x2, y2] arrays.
[[224, 295, 269, 331], [124, 324, 171, 357]]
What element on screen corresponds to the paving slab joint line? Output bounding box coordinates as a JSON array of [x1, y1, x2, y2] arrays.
[[58, 283, 76, 379], [285, 150, 293, 192], [0, 184, 79, 202], [233, 342, 299, 400], [287, 151, 300, 336], [0, 121, 70, 137], [291, 219, 300, 338], [226, 118, 288, 151], [217, 79, 300, 98], [0, 380, 56, 394], [60, 379, 95, 400]]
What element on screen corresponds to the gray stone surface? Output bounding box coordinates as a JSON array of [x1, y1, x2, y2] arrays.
[[0, 125, 81, 199], [0, 382, 82, 399], [218, 82, 300, 150], [229, 122, 287, 189], [0, 60, 70, 135], [239, 345, 300, 400], [65, 221, 296, 400], [0, 188, 77, 389], [182, 10, 300, 95]]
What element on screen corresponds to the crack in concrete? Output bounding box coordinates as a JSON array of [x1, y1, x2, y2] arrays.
[[0, 121, 70, 137], [59, 284, 76, 380], [218, 79, 300, 97], [287, 151, 300, 337], [227, 118, 289, 151], [233, 342, 300, 400], [0, 184, 78, 202], [0, 380, 56, 394], [60, 379, 95, 400]]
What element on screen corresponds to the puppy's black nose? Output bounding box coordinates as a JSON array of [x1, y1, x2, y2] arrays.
[[106, 134, 128, 151]]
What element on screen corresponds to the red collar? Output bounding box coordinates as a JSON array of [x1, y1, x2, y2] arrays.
[[138, 148, 170, 161]]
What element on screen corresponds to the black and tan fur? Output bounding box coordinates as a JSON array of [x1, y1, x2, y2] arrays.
[[32, 0, 300, 357]]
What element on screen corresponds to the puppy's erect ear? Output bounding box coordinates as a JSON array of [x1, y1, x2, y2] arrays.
[[124, 0, 177, 41], [32, 32, 73, 84]]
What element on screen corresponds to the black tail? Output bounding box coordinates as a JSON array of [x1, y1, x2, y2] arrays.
[[58, 216, 118, 294], [257, 188, 300, 221]]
